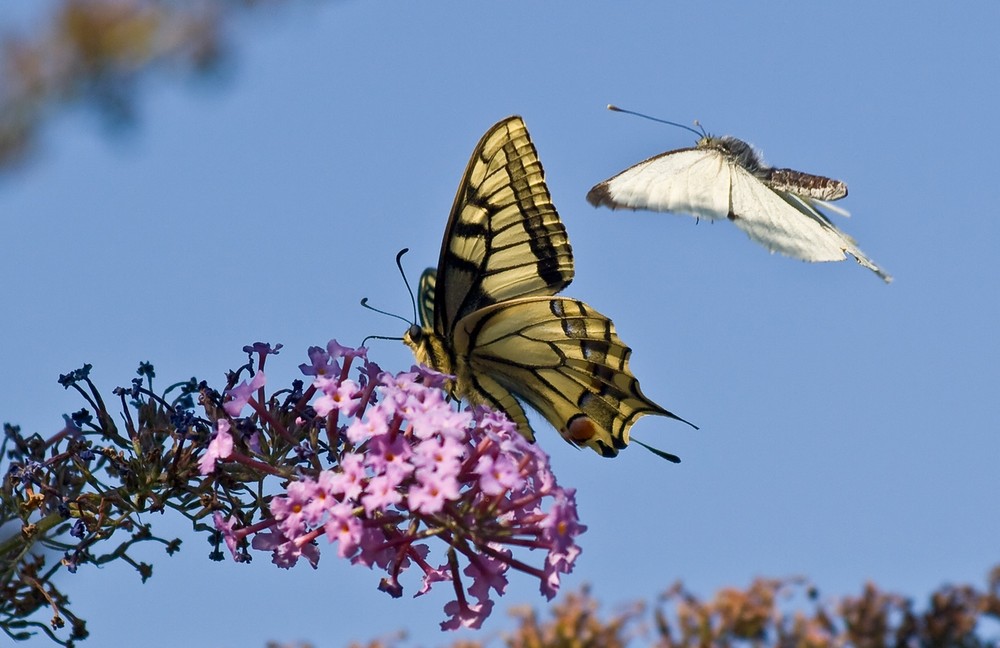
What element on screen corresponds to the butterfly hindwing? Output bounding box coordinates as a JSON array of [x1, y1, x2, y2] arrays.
[[417, 268, 436, 329], [587, 147, 732, 219], [726, 161, 853, 262], [453, 296, 683, 458], [731, 166, 890, 279]]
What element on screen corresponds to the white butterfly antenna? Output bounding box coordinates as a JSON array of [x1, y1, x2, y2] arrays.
[[607, 104, 706, 138]]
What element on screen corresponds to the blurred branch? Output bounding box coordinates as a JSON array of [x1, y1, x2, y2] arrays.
[[0, 0, 273, 174]]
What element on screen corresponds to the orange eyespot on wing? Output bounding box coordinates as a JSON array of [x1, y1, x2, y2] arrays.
[[565, 414, 599, 444], [454, 296, 691, 458]]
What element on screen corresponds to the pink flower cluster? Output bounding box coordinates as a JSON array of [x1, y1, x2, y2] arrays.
[[210, 340, 587, 631]]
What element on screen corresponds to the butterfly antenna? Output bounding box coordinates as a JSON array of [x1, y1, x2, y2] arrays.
[[631, 437, 681, 463], [395, 247, 419, 324], [607, 104, 704, 139], [360, 297, 411, 326]]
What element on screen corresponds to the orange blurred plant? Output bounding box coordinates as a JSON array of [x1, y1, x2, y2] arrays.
[[331, 569, 1000, 648], [0, 0, 228, 172]]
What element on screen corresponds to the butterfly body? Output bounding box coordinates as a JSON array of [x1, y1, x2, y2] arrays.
[[698, 135, 848, 201], [587, 131, 890, 282], [405, 116, 690, 458]]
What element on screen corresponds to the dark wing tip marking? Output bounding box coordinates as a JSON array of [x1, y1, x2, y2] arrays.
[[585, 183, 611, 208], [586, 182, 637, 211]]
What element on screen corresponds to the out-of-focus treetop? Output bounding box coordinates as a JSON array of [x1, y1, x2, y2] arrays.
[[0, 0, 272, 174]]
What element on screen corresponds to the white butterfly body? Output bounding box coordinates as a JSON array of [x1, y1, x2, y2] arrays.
[[588, 134, 892, 282], [405, 116, 692, 459]]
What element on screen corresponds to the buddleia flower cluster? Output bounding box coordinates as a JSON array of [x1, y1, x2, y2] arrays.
[[1, 340, 585, 643], [205, 341, 586, 630]]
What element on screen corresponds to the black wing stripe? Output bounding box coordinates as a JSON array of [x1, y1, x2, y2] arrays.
[[463, 369, 535, 443], [461, 297, 684, 456]]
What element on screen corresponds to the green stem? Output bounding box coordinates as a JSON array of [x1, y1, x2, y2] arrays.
[[0, 511, 66, 561]]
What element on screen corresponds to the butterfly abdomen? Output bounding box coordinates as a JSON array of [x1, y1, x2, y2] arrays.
[[764, 168, 848, 201]]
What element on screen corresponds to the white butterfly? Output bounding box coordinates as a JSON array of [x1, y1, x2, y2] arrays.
[[587, 107, 892, 283]]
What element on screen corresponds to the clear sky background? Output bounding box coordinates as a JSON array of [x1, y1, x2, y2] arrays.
[[2, 1, 998, 646]]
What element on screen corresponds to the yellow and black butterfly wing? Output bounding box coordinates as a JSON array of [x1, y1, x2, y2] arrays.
[[432, 116, 573, 338], [405, 116, 690, 457], [453, 296, 689, 458]]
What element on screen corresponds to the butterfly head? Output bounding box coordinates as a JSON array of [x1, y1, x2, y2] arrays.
[[403, 322, 456, 378], [698, 135, 769, 177], [402, 322, 428, 362], [404, 323, 423, 345]]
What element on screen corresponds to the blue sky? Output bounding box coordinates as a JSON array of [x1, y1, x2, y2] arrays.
[[2, 1, 998, 645]]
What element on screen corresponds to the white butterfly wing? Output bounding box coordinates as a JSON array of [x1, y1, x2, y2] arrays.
[[586, 149, 731, 220], [728, 164, 850, 261], [729, 166, 892, 281]]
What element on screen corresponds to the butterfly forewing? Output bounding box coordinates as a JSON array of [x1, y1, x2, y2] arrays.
[[587, 148, 731, 220], [436, 117, 573, 337]]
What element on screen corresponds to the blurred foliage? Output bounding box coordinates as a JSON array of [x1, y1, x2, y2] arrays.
[[342, 573, 1000, 648], [0, 0, 277, 174], [650, 574, 1000, 648]]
